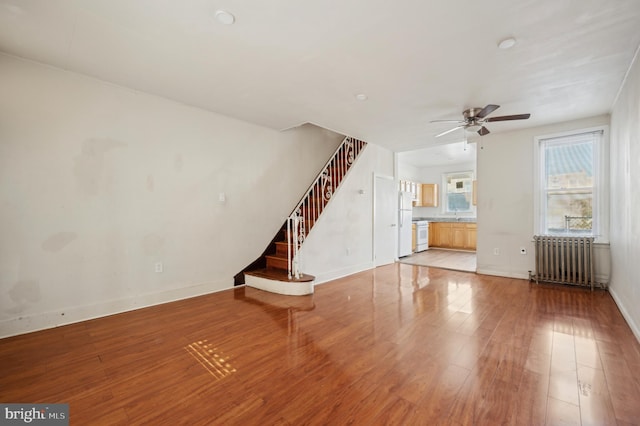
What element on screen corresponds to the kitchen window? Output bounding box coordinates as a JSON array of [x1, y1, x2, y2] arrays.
[[534, 127, 608, 241], [443, 171, 474, 213]]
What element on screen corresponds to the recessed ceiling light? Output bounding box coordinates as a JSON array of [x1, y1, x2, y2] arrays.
[[215, 10, 235, 25], [355, 93, 368, 101], [498, 37, 517, 49]]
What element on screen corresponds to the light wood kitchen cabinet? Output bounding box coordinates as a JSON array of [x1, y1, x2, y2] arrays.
[[400, 180, 438, 207], [431, 223, 441, 246], [414, 183, 423, 206], [421, 183, 438, 207], [466, 224, 477, 249], [432, 222, 452, 247], [430, 222, 442, 247], [451, 223, 466, 248], [430, 222, 477, 250], [400, 180, 421, 205], [408, 181, 418, 199], [411, 223, 416, 252], [428, 222, 434, 246]]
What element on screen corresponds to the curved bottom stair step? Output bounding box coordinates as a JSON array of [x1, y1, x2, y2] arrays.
[[244, 268, 315, 296]]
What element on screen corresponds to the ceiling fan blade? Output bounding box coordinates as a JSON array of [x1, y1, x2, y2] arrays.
[[477, 126, 490, 136], [435, 126, 464, 138], [429, 119, 465, 123], [485, 113, 531, 122], [476, 104, 500, 119]]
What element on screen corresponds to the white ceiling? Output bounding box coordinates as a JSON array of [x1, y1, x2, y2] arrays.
[[398, 141, 477, 168], [1, 0, 639, 153]]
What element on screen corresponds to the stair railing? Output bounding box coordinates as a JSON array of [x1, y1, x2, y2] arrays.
[[286, 136, 367, 279], [287, 214, 301, 279]]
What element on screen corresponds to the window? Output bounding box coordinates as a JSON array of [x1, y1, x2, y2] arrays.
[[444, 171, 474, 213], [534, 128, 608, 241]]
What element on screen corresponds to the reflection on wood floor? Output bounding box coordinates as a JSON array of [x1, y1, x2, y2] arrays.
[[399, 248, 477, 272], [1, 263, 639, 425]]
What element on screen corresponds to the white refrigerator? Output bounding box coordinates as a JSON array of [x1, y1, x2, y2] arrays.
[[398, 191, 413, 257]]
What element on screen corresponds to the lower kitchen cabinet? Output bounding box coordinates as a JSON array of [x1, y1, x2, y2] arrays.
[[467, 225, 477, 250], [428, 222, 434, 247], [452, 224, 466, 248], [430, 222, 476, 250], [412, 223, 416, 252], [432, 223, 451, 247]]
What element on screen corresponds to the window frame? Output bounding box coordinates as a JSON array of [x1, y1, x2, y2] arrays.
[[533, 126, 609, 243], [442, 170, 475, 214]]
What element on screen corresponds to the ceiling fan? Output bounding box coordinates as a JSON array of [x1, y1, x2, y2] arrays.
[[431, 104, 530, 137]]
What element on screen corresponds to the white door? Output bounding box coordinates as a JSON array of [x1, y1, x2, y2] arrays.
[[374, 175, 397, 266]]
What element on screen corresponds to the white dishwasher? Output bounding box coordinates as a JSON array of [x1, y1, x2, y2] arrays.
[[415, 221, 429, 252]]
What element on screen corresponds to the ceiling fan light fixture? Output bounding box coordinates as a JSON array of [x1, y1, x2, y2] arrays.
[[498, 37, 517, 49], [432, 104, 530, 138]]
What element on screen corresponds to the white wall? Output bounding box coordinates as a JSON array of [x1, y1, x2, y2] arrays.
[[0, 54, 364, 337], [300, 144, 394, 283], [397, 161, 420, 182], [610, 49, 640, 340], [475, 115, 611, 280]]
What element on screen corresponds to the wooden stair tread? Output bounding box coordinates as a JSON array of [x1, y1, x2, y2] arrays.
[[265, 253, 287, 260], [274, 241, 291, 247], [245, 268, 315, 283]]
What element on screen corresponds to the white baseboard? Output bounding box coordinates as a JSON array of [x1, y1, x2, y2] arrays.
[[0, 279, 232, 339], [608, 287, 640, 343], [595, 273, 610, 286]]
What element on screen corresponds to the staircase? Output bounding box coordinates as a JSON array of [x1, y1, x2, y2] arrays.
[[240, 136, 367, 295]]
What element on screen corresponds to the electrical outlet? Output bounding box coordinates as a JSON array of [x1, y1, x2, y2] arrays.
[[346, 248, 351, 255], [520, 247, 527, 255], [493, 248, 500, 255], [155, 262, 163, 273]]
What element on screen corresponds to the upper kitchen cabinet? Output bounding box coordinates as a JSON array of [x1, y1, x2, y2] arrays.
[[421, 183, 438, 207], [399, 180, 420, 205], [399, 179, 412, 194], [400, 180, 438, 207]]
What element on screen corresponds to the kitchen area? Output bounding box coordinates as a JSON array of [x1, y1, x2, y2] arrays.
[[397, 141, 477, 272]]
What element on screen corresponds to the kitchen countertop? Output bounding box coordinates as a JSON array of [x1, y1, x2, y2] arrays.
[[413, 217, 477, 223]]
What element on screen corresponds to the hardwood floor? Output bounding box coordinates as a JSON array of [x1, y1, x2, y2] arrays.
[[399, 248, 477, 272], [2, 263, 639, 425]]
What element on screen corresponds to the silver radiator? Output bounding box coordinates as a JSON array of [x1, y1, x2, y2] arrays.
[[532, 236, 595, 290]]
